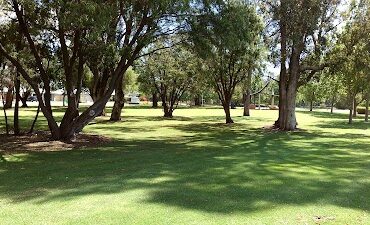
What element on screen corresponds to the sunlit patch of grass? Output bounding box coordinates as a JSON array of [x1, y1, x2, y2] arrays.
[[0, 106, 369, 224]]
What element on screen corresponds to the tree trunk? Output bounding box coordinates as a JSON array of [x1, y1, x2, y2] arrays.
[[91, 93, 106, 116], [309, 100, 313, 112], [243, 93, 250, 116], [365, 95, 369, 122], [110, 75, 124, 121], [284, 89, 297, 130], [1, 91, 9, 135], [353, 98, 357, 118], [330, 95, 335, 114], [90, 68, 111, 116], [349, 95, 354, 124], [163, 107, 173, 118], [59, 93, 79, 140], [20, 90, 30, 107], [62, 92, 66, 107], [349, 108, 353, 124], [152, 92, 158, 108], [223, 102, 234, 124], [163, 103, 173, 118], [243, 71, 252, 116], [162, 93, 172, 118], [14, 72, 21, 135], [4, 88, 13, 109], [29, 103, 41, 134], [275, 20, 288, 129], [276, 46, 301, 131], [194, 95, 201, 106]]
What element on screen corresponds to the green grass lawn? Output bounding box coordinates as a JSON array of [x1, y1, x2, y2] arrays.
[[0, 106, 369, 224]]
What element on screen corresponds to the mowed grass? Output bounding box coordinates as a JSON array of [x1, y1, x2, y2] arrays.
[[0, 106, 369, 225]]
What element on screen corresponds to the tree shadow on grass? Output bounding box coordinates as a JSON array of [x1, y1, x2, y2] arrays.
[[0, 121, 369, 215], [316, 120, 369, 130], [299, 111, 349, 120]]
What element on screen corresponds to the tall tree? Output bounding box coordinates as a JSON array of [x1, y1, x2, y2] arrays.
[[262, 0, 343, 130], [139, 44, 197, 118], [327, 0, 370, 123], [191, 1, 263, 123]]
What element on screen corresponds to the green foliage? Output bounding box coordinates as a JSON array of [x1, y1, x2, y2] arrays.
[[138, 41, 198, 108], [123, 67, 139, 94], [298, 80, 326, 107], [328, 0, 370, 107], [190, 1, 263, 106]]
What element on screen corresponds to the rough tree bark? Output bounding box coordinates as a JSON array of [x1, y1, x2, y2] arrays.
[[110, 74, 125, 121], [223, 101, 233, 124], [243, 93, 251, 116], [275, 19, 288, 129], [277, 45, 301, 131]]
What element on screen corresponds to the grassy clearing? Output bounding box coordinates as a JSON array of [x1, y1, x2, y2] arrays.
[[0, 107, 369, 224]]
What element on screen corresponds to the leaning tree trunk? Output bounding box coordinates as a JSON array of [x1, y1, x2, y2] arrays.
[[29, 103, 41, 134], [90, 68, 111, 116], [110, 75, 125, 121], [91, 93, 106, 116]]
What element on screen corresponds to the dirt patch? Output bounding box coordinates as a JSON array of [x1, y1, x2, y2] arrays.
[[262, 125, 306, 133], [0, 131, 112, 153]]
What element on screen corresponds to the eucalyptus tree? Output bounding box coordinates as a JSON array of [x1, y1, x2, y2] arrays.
[[327, 0, 370, 123], [298, 79, 326, 111], [0, 0, 192, 140], [138, 44, 197, 118], [261, 0, 343, 130], [190, 1, 263, 123]]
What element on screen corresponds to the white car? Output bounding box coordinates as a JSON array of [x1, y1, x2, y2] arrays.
[[129, 96, 140, 104]]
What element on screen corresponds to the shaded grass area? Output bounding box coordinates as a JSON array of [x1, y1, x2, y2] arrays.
[[0, 107, 369, 224]]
